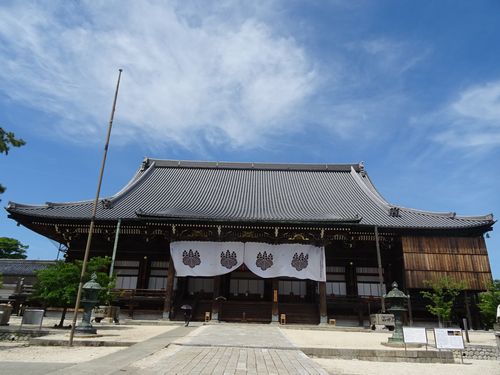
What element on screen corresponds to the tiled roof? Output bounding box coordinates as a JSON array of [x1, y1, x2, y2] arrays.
[[0, 259, 56, 276], [6, 158, 494, 230]]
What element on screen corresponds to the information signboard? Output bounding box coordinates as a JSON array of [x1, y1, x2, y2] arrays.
[[403, 327, 427, 344], [434, 328, 464, 349]]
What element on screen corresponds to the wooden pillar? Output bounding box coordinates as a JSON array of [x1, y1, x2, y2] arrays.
[[211, 276, 221, 321], [138, 256, 149, 289], [407, 293, 413, 326], [464, 290, 473, 329], [319, 281, 328, 324], [162, 256, 175, 320], [272, 278, 279, 322], [374, 226, 386, 312]]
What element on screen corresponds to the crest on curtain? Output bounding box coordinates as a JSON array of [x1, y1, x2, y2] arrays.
[[256, 251, 274, 271], [291, 252, 309, 271], [220, 250, 238, 269], [182, 249, 201, 268]]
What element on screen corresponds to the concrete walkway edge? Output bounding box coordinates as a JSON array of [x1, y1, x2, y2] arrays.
[[47, 325, 196, 375]]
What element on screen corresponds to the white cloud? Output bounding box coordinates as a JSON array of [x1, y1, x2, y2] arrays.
[[0, 1, 317, 150], [358, 38, 428, 75], [432, 81, 500, 149]]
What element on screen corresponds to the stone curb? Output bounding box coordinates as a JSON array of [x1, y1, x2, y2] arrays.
[[300, 347, 455, 363]]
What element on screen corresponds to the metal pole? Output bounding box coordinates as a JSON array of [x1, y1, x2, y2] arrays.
[[69, 69, 123, 346], [374, 226, 386, 312], [109, 219, 122, 278]]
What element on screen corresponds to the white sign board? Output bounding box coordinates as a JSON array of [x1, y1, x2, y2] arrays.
[[403, 327, 427, 344], [434, 328, 464, 349]]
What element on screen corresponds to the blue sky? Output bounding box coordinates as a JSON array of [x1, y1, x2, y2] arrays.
[[0, 1, 498, 277]]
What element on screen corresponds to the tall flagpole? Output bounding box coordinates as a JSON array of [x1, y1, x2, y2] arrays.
[[69, 69, 123, 346]]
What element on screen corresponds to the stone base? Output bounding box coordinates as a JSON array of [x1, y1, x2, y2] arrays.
[[74, 327, 98, 335], [300, 347, 454, 363], [387, 337, 404, 345], [381, 341, 422, 348]]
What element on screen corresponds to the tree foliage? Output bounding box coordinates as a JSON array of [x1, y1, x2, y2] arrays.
[[478, 279, 500, 328], [0, 127, 26, 194], [0, 237, 28, 259], [30, 256, 115, 327], [421, 276, 465, 326]]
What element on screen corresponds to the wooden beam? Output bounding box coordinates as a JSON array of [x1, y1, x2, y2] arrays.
[[163, 256, 175, 320]]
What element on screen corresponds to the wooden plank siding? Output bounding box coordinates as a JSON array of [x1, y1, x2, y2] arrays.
[[402, 236, 492, 290]]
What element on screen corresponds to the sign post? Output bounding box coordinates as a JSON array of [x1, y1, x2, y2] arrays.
[[402, 327, 428, 355], [434, 328, 465, 364]]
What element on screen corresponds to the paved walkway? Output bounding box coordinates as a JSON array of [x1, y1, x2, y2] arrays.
[[48, 325, 195, 374], [120, 324, 328, 374], [16, 323, 329, 374]]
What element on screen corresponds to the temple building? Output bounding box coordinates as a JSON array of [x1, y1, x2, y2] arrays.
[[6, 158, 495, 326]]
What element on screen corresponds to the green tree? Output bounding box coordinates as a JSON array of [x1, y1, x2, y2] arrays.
[[0, 237, 28, 259], [0, 127, 26, 194], [421, 276, 465, 327], [478, 280, 500, 328], [30, 256, 115, 328]]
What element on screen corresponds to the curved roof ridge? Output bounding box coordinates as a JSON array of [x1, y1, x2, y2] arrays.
[[398, 206, 494, 221], [359, 172, 390, 203], [350, 167, 391, 212], [109, 159, 157, 204], [6, 159, 157, 211], [147, 158, 360, 172], [7, 199, 93, 210], [135, 208, 363, 223]]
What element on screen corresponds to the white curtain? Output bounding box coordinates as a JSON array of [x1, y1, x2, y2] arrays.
[[170, 241, 325, 281], [244, 242, 325, 281], [170, 241, 244, 277]]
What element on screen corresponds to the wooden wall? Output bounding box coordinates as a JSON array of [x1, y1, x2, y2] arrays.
[[402, 236, 492, 290]]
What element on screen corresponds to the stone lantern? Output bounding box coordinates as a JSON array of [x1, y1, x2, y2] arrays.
[[75, 273, 102, 335], [384, 281, 408, 343]]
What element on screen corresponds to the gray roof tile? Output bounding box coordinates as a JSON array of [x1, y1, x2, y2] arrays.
[[0, 259, 56, 275], [6, 158, 494, 230]]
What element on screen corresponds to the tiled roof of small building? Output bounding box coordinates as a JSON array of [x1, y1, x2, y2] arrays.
[[0, 259, 56, 276], [6, 158, 494, 230]]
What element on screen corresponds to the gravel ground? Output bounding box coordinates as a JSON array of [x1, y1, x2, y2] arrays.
[[0, 342, 124, 363], [313, 357, 500, 375], [281, 328, 497, 350]]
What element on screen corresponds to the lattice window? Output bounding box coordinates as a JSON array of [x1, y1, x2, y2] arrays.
[[230, 279, 264, 297], [188, 278, 214, 294], [279, 280, 307, 298], [326, 266, 346, 296], [356, 267, 385, 297], [147, 260, 168, 290], [114, 260, 139, 289]]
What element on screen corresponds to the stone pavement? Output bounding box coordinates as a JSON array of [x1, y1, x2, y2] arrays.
[[123, 345, 328, 374], [2, 315, 499, 375], [120, 324, 328, 374], [48, 325, 195, 375]]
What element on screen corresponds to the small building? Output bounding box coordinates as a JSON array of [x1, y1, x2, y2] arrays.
[[0, 259, 56, 302], [5, 158, 495, 326]]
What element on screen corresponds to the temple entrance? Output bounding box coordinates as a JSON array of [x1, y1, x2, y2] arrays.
[[217, 268, 272, 322]]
